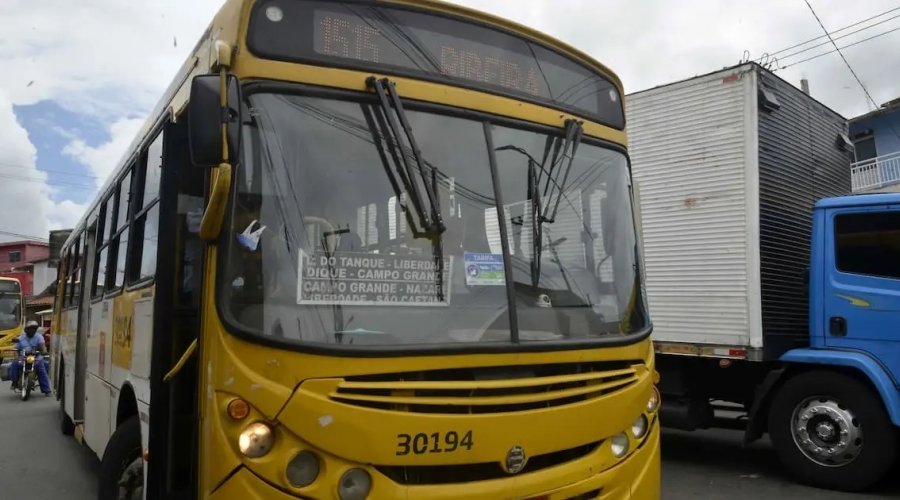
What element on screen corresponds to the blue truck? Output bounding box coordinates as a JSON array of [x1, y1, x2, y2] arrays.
[[628, 63, 900, 490]]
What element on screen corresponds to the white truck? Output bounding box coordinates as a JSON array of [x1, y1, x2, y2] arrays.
[[628, 63, 900, 491]]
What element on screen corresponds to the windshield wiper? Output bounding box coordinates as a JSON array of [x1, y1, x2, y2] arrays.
[[366, 76, 446, 301], [496, 119, 583, 287], [366, 76, 445, 235]]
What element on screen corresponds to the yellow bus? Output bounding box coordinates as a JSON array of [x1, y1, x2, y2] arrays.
[[53, 1, 659, 498], [0, 277, 24, 353]]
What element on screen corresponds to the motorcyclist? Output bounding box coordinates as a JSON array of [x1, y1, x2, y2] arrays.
[[9, 320, 51, 396]]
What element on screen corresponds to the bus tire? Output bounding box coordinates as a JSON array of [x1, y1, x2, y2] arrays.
[[58, 368, 74, 436], [768, 370, 897, 491], [98, 416, 142, 500]]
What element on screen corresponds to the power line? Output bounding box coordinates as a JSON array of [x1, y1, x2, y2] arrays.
[[759, 5, 900, 61], [0, 160, 99, 179], [0, 165, 99, 181], [802, 0, 879, 110], [774, 12, 900, 64], [782, 25, 900, 68], [0, 230, 49, 242], [0, 173, 96, 191]]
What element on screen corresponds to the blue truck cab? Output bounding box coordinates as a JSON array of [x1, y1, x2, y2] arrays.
[[771, 192, 900, 490]]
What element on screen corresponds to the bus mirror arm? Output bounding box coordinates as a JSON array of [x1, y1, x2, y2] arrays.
[[199, 163, 232, 241], [163, 339, 198, 383]]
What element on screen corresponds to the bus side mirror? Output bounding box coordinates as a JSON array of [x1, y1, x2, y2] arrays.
[[188, 73, 242, 167]]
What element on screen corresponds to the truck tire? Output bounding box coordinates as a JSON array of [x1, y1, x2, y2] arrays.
[[98, 416, 143, 500], [768, 370, 897, 491]]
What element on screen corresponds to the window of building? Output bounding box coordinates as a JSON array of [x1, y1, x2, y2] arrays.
[[8, 251, 21, 263], [853, 135, 877, 163], [835, 211, 900, 280]]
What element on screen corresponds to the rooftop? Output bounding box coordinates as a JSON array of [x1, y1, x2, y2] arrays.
[[0, 240, 48, 249], [850, 96, 900, 123]]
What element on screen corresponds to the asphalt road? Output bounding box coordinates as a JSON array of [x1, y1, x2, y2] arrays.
[[662, 427, 900, 499], [0, 391, 97, 499], [1, 397, 899, 499]]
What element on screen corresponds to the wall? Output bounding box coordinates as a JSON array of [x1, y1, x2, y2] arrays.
[[850, 108, 900, 158], [31, 261, 54, 296], [0, 242, 50, 272], [0, 243, 27, 271]]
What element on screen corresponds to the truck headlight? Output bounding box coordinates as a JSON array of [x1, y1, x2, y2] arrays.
[[238, 422, 274, 458]]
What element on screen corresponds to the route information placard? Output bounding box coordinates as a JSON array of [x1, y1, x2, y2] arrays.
[[297, 251, 452, 306]]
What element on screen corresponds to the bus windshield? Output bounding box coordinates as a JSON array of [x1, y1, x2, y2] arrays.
[[0, 292, 22, 331], [220, 92, 646, 348]]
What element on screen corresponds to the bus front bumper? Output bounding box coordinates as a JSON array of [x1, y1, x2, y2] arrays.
[[210, 420, 660, 500]]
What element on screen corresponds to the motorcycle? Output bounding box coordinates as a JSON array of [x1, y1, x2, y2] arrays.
[[15, 350, 38, 401]]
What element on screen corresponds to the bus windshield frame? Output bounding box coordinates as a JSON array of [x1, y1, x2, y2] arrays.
[[216, 83, 649, 354]]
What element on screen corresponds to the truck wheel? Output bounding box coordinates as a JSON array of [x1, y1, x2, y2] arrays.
[[98, 416, 143, 500], [768, 370, 897, 491]]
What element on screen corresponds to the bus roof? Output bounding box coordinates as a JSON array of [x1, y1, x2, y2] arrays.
[[816, 192, 900, 209]]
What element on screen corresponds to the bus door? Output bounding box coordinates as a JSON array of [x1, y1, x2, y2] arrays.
[[147, 116, 206, 499], [73, 225, 96, 424]]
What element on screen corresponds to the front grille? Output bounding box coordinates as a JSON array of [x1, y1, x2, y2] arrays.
[[376, 442, 599, 485], [330, 361, 642, 414]]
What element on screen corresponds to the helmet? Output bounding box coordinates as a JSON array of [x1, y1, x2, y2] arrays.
[[25, 320, 39, 336]]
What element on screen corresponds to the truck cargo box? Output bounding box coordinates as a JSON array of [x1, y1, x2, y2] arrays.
[[627, 63, 851, 360]]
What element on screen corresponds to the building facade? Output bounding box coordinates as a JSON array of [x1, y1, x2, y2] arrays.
[[850, 97, 900, 193], [0, 241, 51, 296]]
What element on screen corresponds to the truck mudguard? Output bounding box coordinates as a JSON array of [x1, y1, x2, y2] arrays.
[[781, 348, 900, 426]]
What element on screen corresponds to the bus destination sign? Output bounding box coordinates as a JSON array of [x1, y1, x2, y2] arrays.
[[247, 1, 625, 128]]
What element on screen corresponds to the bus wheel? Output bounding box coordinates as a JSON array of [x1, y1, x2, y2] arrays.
[[768, 371, 897, 491], [99, 416, 143, 500]]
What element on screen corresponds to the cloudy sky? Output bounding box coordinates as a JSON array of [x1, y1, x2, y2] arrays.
[[1, 0, 898, 242]]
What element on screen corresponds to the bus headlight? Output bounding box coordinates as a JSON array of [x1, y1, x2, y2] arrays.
[[286, 451, 320, 487], [238, 422, 274, 458], [632, 414, 648, 439], [338, 468, 372, 500], [647, 387, 660, 413], [610, 432, 630, 458]]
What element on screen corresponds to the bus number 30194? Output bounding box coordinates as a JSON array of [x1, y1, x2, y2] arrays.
[[396, 430, 474, 455]]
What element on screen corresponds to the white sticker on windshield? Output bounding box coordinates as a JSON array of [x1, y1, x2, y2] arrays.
[[296, 251, 452, 306]]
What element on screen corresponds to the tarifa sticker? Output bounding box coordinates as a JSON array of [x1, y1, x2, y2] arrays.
[[464, 252, 505, 286], [297, 251, 452, 306]]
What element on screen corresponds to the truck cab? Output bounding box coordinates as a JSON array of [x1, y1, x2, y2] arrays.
[[772, 192, 900, 490], [811, 193, 900, 378]]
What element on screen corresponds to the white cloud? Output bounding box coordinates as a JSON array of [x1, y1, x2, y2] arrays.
[[449, 0, 900, 118], [63, 118, 145, 191], [0, 0, 898, 245], [0, 90, 51, 242], [0, 0, 225, 119]]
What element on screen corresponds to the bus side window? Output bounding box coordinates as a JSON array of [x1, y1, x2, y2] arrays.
[[130, 130, 163, 284], [94, 200, 113, 297], [112, 168, 135, 290]]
